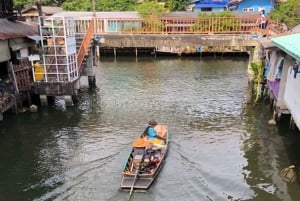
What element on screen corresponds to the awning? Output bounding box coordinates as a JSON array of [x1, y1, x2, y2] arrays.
[[272, 33, 300, 61], [27, 35, 42, 41], [9, 38, 36, 51]]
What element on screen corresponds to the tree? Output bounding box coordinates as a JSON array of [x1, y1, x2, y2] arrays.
[[135, 0, 168, 18], [269, 0, 300, 27], [61, 0, 92, 11], [13, 0, 34, 7], [13, 0, 65, 7], [163, 0, 189, 11], [61, 0, 137, 11], [12, 0, 191, 12], [96, 0, 137, 11]]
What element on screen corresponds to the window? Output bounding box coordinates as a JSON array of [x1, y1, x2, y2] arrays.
[[201, 7, 212, 12], [243, 8, 254, 12]]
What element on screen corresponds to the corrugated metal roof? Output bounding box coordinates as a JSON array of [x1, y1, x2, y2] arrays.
[[51, 11, 141, 19], [22, 6, 63, 15], [0, 19, 39, 40], [163, 11, 198, 18], [272, 33, 300, 61]]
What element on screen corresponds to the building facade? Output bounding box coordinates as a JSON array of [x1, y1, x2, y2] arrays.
[[261, 32, 300, 129], [228, 0, 275, 14]]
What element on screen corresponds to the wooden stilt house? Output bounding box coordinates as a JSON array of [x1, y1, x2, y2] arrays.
[[0, 0, 40, 120]]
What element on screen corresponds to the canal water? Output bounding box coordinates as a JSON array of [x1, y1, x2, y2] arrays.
[[0, 56, 300, 201]]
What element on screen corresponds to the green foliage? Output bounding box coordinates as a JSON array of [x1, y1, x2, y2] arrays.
[[135, 0, 168, 18], [162, 0, 190, 11], [13, 0, 34, 7], [96, 0, 137, 11], [251, 61, 263, 78], [269, 0, 300, 27], [61, 0, 92, 11], [198, 10, 234, 17], [191, 11, 240, 33], [61, 0, 137, 11], [251, 61, 264, 102], [12, 0, 190, 11], [141, 17, 164, 32], [14, 0, 64, 7]]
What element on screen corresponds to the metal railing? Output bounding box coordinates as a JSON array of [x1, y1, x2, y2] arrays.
[[74, 16, 265, 35], [77, 19, 94, 72]]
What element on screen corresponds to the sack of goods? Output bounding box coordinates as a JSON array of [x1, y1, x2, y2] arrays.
[[133, 154, 143, 169]]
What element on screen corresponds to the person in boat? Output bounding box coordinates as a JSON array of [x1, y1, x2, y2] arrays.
[[147, 120, 166, 144]]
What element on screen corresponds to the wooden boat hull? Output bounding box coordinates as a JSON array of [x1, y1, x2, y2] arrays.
[[121, 154, 167, 189], [121, 176, 154, 190], [121, 125, 168, 190]]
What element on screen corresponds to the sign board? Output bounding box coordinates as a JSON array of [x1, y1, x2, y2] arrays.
[[28, 54, 40, 61]]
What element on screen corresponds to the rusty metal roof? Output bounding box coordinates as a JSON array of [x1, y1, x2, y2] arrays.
[[0, 19, 39, 40], [22, 6, 63, 15]]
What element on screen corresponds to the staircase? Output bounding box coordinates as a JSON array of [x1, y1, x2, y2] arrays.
[[32, 17, 94, 96], [77, 19, 94, 72]]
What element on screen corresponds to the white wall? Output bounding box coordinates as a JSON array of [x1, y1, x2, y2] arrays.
[[284, 57, 300, 128]]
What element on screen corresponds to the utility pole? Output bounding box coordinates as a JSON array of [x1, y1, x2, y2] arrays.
[[36, 0, 43, 26], [93, 0, 96, 17]]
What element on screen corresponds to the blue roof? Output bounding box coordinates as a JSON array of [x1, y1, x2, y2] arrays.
[[272, 33, 300, 61], [194, 0, 229, 8], [195, 4, 227, 8]]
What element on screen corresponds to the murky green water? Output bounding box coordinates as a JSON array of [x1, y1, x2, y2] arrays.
[[0, 56, 300, 201]]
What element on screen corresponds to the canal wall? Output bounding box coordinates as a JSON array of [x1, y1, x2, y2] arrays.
[[97, 34, 262, 83], [98, 34, 260, 50]]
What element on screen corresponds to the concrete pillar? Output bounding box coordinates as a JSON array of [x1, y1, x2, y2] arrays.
[[289, 115, 296, 130], [88, 75, 96, 88], [40, 95, 48, 106], [74, 78, 80, 91], [96, 46, 100, 60], [27, 92, 32, 106], [64, 95, 73, 106], [114, 48, 116, 61], [93, 45, 97, 65], [246, 44, 264, 103]]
